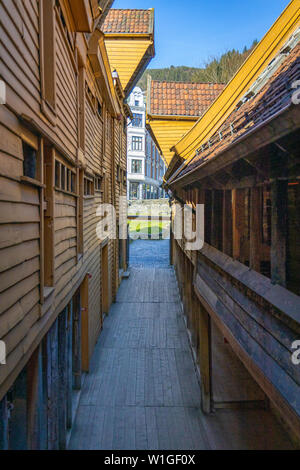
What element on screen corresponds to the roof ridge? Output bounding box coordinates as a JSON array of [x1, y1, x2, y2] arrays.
[[106, 9, 151, 12], [151, 79, 225, 86]]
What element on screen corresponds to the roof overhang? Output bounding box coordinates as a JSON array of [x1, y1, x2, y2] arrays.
[[170, 0, 300, 181], [168, 103, 300, 189], [146, 115, 197, 167], [103, 9, 155, 98], [88, 29, 118, 115]]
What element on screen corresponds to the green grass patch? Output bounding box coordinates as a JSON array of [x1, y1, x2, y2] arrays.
[[129, 220, 170, 238]]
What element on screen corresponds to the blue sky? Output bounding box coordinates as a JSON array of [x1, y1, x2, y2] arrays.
[[113, 0, 291, 68]]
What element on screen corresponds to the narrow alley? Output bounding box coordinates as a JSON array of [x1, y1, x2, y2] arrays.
[[69, 240, 293, 450]]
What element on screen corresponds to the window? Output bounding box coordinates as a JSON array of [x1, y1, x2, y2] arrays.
[[23, 142, 38, 179], [97, 99, 102, 118], [129, 182, 139, 199], [103, 174, 109, 203], [54, 159, 76, 193], [55, 0, 75, 50], [132, 136, 143, 151], [132, 113, 142, 128], [84, 176, 94, 196], [86, 82, 96, 110], [95, 175, 102, 192], [135, 100, 139, 107], [131, 159, 142, 174]]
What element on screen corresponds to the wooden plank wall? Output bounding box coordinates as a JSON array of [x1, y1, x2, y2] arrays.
[[0, 120, 41, 398], [0, 0, 128, 403]]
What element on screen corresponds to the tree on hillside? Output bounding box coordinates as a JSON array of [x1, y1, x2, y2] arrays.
[[137, 40, 258, 90]]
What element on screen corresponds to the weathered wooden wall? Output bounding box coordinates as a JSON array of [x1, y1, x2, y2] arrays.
[[0, 0, 128, 410]]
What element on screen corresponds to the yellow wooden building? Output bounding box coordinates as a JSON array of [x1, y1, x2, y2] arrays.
[[148, 1, 300, 446]]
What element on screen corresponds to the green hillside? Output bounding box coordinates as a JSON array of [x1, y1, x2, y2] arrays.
[[138, 40, 258, 90]]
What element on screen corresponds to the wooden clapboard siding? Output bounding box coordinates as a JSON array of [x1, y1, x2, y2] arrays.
[[54, 18, 78, 161], [85, 60, 103, 174], [87, 247, 101, 353], [0, 1, 40, 116], [0, 0, 132, 407], [0, 122, 41, 394]]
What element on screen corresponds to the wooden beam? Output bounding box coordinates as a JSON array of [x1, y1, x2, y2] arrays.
[[58, 308, 68, 449], [0, 395, 9, 449], [211, 190, 223, 251], [250, 186, 262, 272], [43, 146, 55, 287], [72, 290, 82, 390], [198, 302, 212, 414], [46, 320, 59, 450], [66, 304, 73, 429], [271, 150, 288, 287], [222, 190, 232, 256], [81, 275, 89, 373], [27, 347, 40, 450], [232, 188, 245, 261]]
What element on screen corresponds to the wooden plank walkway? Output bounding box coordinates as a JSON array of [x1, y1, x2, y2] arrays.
[[69, 240, 294, 450]]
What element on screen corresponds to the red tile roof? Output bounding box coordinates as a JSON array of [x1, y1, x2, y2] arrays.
[[149, 81, 225, 117], [177, 42, 300, 178], [101, 9, 153, 34]]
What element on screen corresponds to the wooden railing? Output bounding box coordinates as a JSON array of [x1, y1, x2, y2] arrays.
[[193, 243, 300, 440]]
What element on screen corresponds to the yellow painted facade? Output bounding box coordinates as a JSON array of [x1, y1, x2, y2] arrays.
[[147, 119, 197, 166], [171, 0, 300, 171], [105, 38, 153, 92]]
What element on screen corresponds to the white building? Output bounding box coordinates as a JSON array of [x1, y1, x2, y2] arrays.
[[127, 87, 167, 200]]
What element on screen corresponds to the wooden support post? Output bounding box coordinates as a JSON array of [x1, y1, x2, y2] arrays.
[[232, 188, 245, 261], [271, 151, 288, 287], [27, 347, 40, 450], [0, 395, 9, 449], [81, 275, 89, 373], [210, 190, 217, 248], [250, 186, 262, 272], [222, 190, 233, 256], [199, 304, 212, 414], [38, 345, 47, 450], [46, 320, 59, 450], [66, 304, 73, 429], [169, 226, 173, 265], [43, 146, 55, 287], [185, 256, 192, 330], [58, 308, 68, 449], [211, 190, 223, 250], [73, 290, 82, 390]]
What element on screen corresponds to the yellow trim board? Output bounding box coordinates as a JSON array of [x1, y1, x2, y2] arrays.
[[104, 38, 153, 92], [172, 0, 300, 169], [148, 119, 196, 166]]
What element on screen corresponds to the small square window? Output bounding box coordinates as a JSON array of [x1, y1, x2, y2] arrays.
[[84, 176, 94, 196], [95, 176, 102, 192], [23, 142, 37, 179], [61, 165, 66, 190], [55, 160, 60, 188], [97, 100, 102, 117]]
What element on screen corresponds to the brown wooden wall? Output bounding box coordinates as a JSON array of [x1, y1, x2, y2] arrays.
[[0, 0, 128, 400]]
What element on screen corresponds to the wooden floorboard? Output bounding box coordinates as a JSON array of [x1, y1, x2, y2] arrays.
[[69, 240, 294, 450]]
